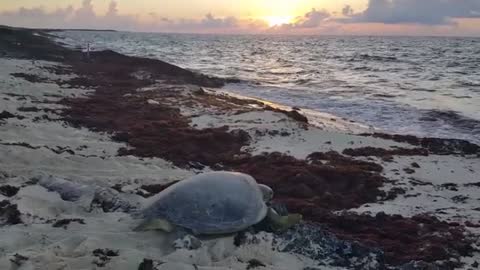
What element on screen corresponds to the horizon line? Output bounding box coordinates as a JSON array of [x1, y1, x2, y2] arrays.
[[3, 24, 480, 39]]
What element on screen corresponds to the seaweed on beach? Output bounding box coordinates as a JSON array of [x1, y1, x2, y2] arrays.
[[362, 133, 480, 156], [56, 40, 476, 266]]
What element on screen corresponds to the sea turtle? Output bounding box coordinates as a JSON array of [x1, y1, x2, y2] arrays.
[[135, 171, 302, 235]]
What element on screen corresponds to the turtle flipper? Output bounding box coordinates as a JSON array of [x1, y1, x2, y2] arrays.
[[267, 208, 302, 232], [134, 218, 175, 232]]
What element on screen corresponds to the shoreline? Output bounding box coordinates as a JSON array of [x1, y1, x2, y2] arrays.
[[54, 30, 480, 146], [1, 25, 480, 269]]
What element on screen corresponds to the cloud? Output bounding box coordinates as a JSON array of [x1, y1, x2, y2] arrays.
[[0, 2, 330, 33], [0, 0, 479, 35], [0, 0, 137, 30], [271, 8, 331, 31], [74, 0, 95, 20], [144, 13, 245, 33], [294, 8, 330, 28], [107, 1, 118, 17], [344, 0, 480, 25], [201, 13, 237, 28], [0, 1, 249, 33]]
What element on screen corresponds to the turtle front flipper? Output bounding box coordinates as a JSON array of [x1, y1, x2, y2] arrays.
[[134, 218, 175, 232], [267, 208, 302, 232]]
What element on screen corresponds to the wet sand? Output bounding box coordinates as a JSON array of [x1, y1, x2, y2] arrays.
[[1, 25, 480, 269]]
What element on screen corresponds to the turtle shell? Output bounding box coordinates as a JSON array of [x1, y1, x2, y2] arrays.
[[141, 171, 268, 235]]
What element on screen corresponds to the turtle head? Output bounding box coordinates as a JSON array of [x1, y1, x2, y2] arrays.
[[258, 184, 273, 202]]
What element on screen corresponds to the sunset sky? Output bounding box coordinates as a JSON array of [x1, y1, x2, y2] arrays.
[[1, 0, 480, 36]]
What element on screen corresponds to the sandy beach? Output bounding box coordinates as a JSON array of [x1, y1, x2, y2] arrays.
[[1, 26, 480, 270]]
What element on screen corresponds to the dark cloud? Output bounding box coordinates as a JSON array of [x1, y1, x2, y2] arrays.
[[295, 8, 330, 28], [342, 5, 354, 16], [201, 13, 237, 28], [345, 0, 480, 25]]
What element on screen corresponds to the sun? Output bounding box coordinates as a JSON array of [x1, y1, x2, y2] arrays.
[[264, 16, 293, 27]]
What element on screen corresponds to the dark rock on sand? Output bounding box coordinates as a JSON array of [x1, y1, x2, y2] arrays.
[[52, 218, 85, 228], [0, 185, 20, 197], [17, 106, 42, 112], [411, 162, 421, 168], [343, 147, 429, 157], [93, 248, 119, 257], [0, 110, 16, 120], [0, 110, 24, 122], [383, 187, 407, 201], [11, 72, 50, 83], [230, 129, 252, 143], [451, 195, 469, 204], [464, 182, 480, 188], [9, 253, 28, 266], [440, 183, 458, 191], [246, 259, 266, 269], [0, 200, 22, 225], [92, 248, 119, 267], [137, 259, 154, 270]]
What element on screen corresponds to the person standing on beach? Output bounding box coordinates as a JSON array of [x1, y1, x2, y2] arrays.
[[83, 42, 91, 61]]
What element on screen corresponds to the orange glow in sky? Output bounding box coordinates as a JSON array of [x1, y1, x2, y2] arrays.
[[0, 0, 367, 20]]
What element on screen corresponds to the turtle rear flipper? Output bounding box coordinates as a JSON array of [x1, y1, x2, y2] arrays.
[[134, 218, 175, 232]]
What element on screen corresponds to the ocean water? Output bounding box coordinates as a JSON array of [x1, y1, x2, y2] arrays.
[[56, 31, 480, 144]]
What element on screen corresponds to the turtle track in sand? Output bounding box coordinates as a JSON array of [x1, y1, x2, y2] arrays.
[[3, 26, 477, 268]]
